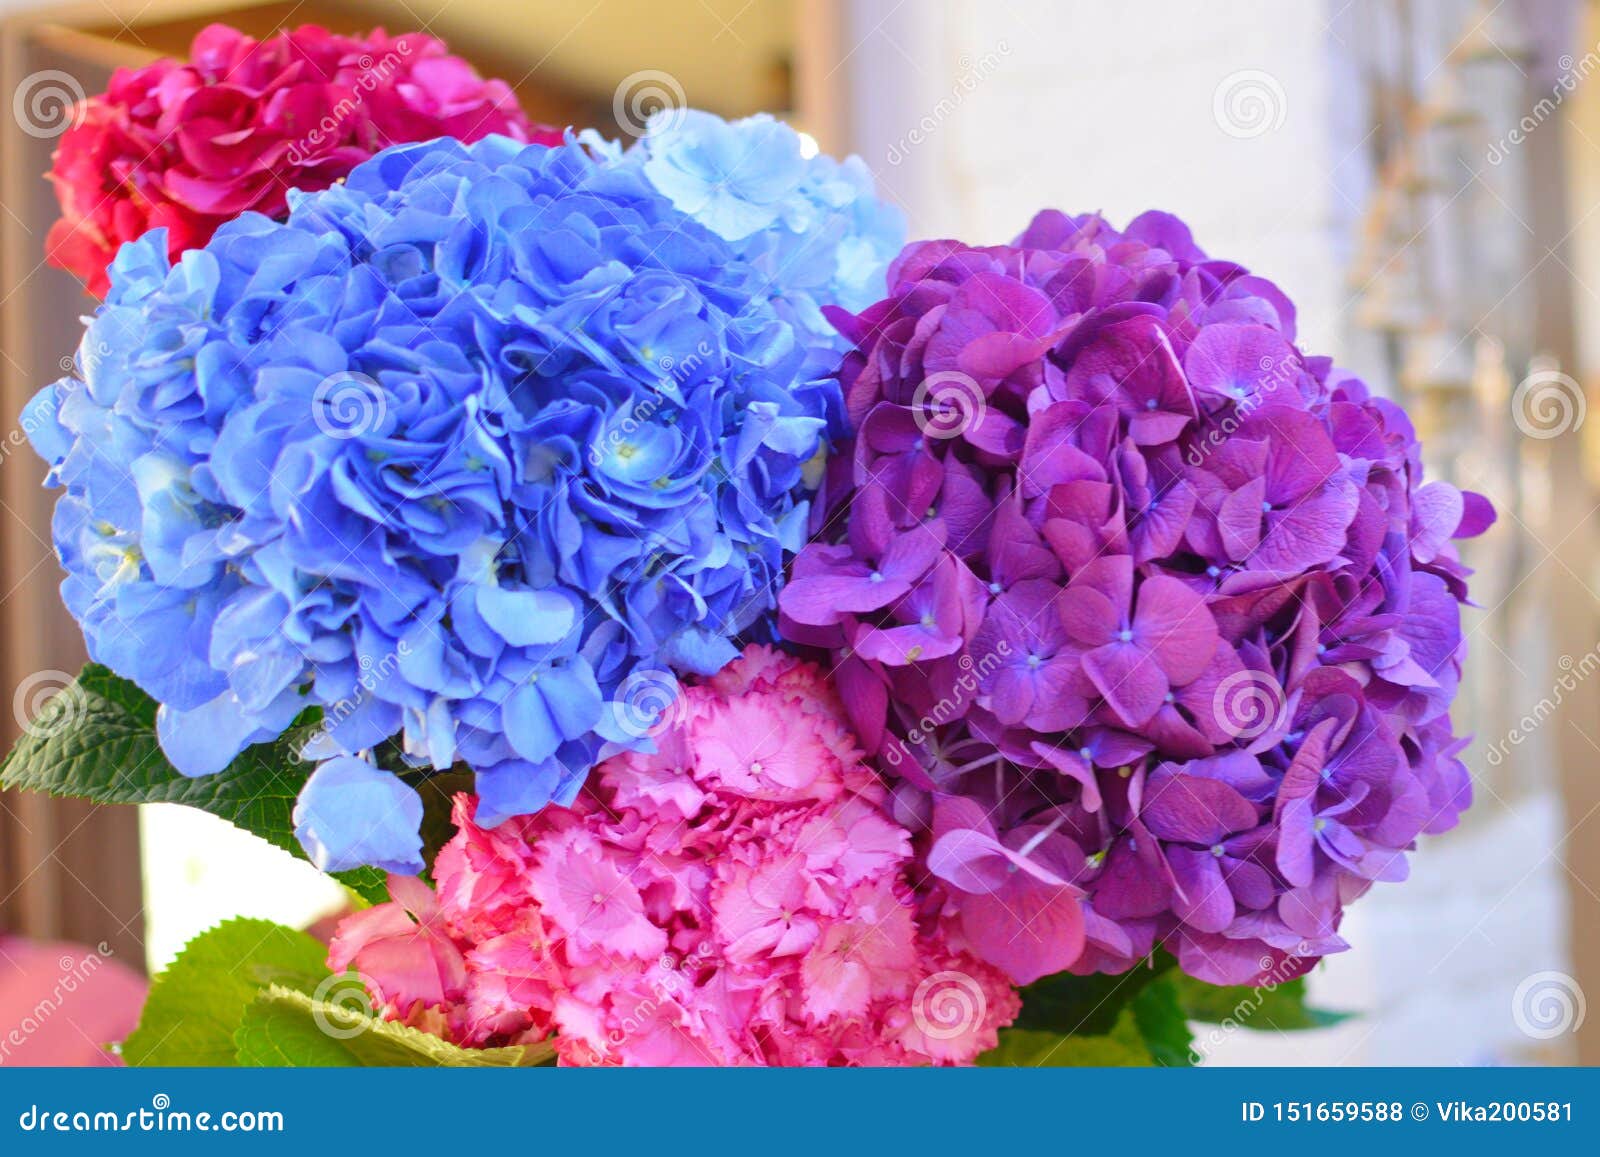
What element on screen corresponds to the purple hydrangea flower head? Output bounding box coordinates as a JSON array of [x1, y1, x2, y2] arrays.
[[781, 210, 1493, 986]]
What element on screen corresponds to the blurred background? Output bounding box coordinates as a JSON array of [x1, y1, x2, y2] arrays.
[[0, 0, 1596, 1066]]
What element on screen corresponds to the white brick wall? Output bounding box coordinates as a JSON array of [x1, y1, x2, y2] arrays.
[[850, 0, 1349, 353]]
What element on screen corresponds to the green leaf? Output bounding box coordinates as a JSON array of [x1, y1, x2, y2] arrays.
[[1011, 956, 1174, 1036], [1173, 973, 1353, 1031], [1000, 955, 1349, 1067], [235, 985, 553, 1067], [979, 1011, 1152, 1067], [0, 664, 385, 901], [1131, 977, 1196, 1066], [336, 872, 389, 907], [122, 918, 332, 1067]]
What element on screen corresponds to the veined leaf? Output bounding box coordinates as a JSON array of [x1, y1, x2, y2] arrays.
[[0, 663, 385, 900], [122, 918, 332, 1067]]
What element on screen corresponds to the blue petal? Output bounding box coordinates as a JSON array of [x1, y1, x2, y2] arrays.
[[474, 584, 576, 646], [538, 661, 604, 739], [658, 625, 740, 676], [473, 756, 567, 827], [293, 756, 424, 874], [155, 688, 299, 777], [501, 680, 562, 763], [21, 386, 70, 465]]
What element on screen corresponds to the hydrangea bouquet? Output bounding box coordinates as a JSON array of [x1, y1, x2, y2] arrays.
[[2, 24, 1491, 1068]]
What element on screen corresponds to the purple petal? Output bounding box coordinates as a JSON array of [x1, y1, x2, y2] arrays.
[[959, 878, 1086, 984], [1183, 323, 1297, 404], [1057, 584, 1120, 648], [1218, 479, 1267, 560], [1031, 742, 1104, 811], [779, 568, 908, 624], [1142, 768, 1257, 844], [1092, 831, 1172, 918], [1410, 481, 1464, 563], [927, 828, 1014, 894], [1083, 642, 1169, 726], [1253, 480, 1358, 574], [1456, 490, 1496, 538], [1132, 575, 1218, 685], [1167, 846, 1235, 933], [1223, 857, 1277, 909], [1275, 793, 1317, 888]]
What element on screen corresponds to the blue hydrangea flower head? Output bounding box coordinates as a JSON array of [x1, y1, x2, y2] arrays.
[[27, 129, 895, 871]]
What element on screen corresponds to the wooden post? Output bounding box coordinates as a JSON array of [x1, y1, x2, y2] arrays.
[[0, 13, 145, 968]]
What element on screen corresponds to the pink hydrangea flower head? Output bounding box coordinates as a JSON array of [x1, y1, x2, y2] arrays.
[[330, 645, 1018, 1066]]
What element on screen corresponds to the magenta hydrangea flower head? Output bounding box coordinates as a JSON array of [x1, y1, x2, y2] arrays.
[[780, 210, 1494, 987]]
